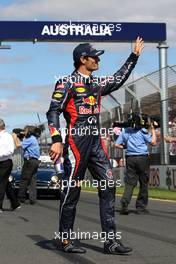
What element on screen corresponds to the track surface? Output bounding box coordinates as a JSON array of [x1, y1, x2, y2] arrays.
[[0, 192, 176, 264]]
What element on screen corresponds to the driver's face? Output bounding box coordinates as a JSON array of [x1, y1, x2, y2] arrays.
[[83, 56, 100, 71]]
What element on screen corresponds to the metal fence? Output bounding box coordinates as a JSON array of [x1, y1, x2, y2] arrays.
[[101, 65, 176, 165]]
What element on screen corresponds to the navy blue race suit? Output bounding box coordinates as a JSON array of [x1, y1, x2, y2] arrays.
[[46, 52, 138, 239]]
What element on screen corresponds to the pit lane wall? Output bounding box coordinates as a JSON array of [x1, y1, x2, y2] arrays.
[[115, 166, 176, 190]]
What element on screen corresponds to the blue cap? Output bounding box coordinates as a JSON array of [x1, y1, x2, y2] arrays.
[[73, 43, 104, 62]]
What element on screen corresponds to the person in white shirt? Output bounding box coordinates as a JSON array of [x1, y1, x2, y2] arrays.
[[0, 119, 20, 211]]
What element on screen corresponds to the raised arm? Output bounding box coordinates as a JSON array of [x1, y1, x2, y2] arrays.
[[101, 37, 144, 96]]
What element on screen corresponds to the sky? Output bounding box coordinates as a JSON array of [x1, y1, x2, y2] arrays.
[[0, 0, 176, 131]]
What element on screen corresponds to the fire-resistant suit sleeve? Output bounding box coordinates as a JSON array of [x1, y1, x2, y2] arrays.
[[101, 52, 138, 96], [46, 81, 70, 143]]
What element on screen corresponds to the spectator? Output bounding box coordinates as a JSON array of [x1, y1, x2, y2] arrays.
[[116, 118, 156, 215], [12, 126, 40, 204], [0, 119, 20, 211]]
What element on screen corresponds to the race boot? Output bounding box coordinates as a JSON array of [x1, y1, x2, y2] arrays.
[[120, 203, 129, 215], [104, 239, 132, 255], [62, 240, 86, 253]]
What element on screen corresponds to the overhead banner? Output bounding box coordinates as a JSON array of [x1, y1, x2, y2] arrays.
[[0, 21, 166, 42]]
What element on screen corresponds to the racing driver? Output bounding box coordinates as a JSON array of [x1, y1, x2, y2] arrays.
[[46, 37, 144, 254]]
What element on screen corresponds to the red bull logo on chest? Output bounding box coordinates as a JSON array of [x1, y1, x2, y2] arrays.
[[82, 96, 97, 106]]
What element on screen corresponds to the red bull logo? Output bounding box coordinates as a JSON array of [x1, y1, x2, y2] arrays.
[[83, 96, 97, 106], [79, 106, 100, 115]]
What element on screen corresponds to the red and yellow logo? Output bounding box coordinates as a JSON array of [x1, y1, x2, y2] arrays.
[[48, 126, 60, 137], [83, 96, 97, 106]]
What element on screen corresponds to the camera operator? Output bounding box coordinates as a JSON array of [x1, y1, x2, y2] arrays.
[[12, 125, 40, 204], [0, 119, 20, 211], [115, 115, 157, 215]]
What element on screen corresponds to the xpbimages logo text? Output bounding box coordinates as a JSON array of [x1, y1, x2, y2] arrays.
[[58, 179, 122, 191], [41, 22, 122, 37], [54, 229, 122, 243], [58, 127, 115, 138], [54, 74, 125, 87]]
